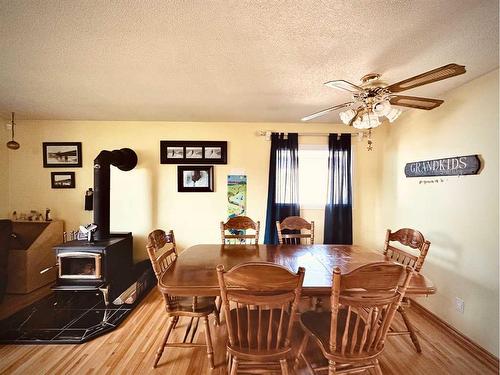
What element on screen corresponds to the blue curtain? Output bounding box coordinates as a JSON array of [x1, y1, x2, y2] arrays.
[[324, 133, 352, 244], [264, 133, 300, 244]]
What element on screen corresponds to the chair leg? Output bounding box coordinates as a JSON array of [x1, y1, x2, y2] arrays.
[[294, 333, 309, 371], [230, 357, 239, 375], [280, 359, 290, 375], [226, 352, 232, 374], [328, 360, 336, 375], [215, 297, 224, 325], [373, 359, 383, 375], [203, 316, 215, 369], [153, 316, 175, 368], [213, 304, 221, 326], [398, 305, 422, 353]]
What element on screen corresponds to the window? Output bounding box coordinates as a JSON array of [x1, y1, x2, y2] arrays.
[[298, 145, 329, 209]]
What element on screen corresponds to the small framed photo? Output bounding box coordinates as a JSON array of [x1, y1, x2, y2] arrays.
[[177, 166, 214, 192], [161, 141, 227, 164], [185, 147, 203, 159], [205, 147, 222, 159], [43, 142, 82, 168], [166, 146, 184, 159], [51, 172, 75, 189]]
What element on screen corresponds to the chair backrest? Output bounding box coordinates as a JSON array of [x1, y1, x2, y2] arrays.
[[276, 216, 314, 244], [146, 229, 180, 307], [327, 262, 412, 359], [217, 262, 305, 354], [383, 228, 430, 272], [146, 229, 177, 280], [220, 216, 260, 244]]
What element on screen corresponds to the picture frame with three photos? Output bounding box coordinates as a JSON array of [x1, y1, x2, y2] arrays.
[[160, 141, 227, 164]]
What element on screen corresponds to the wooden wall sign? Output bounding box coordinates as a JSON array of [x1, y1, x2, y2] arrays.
[[405, 155, 481, 177]]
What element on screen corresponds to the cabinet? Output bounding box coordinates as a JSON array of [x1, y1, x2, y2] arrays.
[[7, 221, 64, 293]]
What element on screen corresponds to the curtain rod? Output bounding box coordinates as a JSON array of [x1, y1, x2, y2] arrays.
[[257, 130, 365, 139]]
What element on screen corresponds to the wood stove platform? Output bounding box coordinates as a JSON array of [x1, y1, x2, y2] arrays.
[[0, 261, 154, 344]]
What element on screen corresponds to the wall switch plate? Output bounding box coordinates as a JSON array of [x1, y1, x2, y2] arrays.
[[5, 123, 12, 131], [455, 297, 465, 314]]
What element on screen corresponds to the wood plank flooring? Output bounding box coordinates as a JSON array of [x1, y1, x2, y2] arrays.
[[0, 288, 497, 374]]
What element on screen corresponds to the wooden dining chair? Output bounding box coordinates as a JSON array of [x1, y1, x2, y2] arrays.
[[146, 229, 218, 370], [220, 216, 260, 244], [276, 216, 315, 244], [217, 262, 305, 374], [383, 228, 431, 352], [295, 262, 413, 375]]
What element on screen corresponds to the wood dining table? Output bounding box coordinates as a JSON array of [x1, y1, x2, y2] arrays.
[[158, 244, 436, 297]]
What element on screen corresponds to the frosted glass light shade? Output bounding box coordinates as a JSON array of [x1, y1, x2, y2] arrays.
[[339, 109, 356, 124], [373, 100, 391, 116], [352, 113, 381, 129], [386, 107, 402, 122]]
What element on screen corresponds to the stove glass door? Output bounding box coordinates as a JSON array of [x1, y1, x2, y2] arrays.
[[59, 252, 102, 279]]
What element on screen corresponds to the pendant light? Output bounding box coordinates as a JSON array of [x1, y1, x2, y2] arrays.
[[6, 112, 20, 150]]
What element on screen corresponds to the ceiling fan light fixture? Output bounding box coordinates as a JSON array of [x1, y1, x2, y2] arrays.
[[386, 107, 402, 123], [352, 113, 380, 130], [339, 108, 356, 124]]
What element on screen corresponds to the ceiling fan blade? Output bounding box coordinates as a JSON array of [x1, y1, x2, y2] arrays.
[[324, 80, 364, 93], [390, 95, 444, 110], [301, 102, 353, 121], [386, 63, 466, 93]]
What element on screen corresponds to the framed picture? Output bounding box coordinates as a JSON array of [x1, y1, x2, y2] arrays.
[[43, 142, 82, 168], [177, 166, 214, 192], [51, 172, 75, 189], [160, 141, 227, 164]]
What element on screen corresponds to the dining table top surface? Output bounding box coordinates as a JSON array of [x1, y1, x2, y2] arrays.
[[158, 244, 436, 297]]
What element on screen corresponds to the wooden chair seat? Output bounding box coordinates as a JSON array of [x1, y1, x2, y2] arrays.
[[165, 296, 217, 315], [300, 309, 380, 362], [227, 307, 293, 360]]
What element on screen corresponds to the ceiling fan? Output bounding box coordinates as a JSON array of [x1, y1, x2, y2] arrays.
[[301, 63, 466, 131]]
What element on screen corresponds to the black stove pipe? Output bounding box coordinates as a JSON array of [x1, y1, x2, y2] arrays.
[[93, 148, 138, 240]]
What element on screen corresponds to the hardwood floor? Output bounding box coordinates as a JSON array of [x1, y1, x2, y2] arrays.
[[0, 288, 497, 374]]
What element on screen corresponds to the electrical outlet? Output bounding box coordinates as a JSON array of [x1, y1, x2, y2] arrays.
[[5, 123, 12, 131], [455, 297, 465, 314]]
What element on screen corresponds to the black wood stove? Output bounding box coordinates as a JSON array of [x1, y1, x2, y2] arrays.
[[52, 233, 133, 304], [51, 148, 138, 305]]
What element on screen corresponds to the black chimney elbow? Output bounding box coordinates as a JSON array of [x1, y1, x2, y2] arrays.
[[93, 148, 137, 241]]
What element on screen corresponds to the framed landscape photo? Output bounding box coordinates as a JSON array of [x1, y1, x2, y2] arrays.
[[177, 166, 214, 192], [43, 142, 82, 168], [160, 141, 227, 164], [51, 172, 75, 189]]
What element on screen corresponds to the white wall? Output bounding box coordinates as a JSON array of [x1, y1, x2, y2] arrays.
[[375, 69, 499, 355]]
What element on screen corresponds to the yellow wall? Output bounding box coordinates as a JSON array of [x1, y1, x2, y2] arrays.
[[5, 121, 375, 260], [375, 69, 499, 355], [0, 125, 10, 218]]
